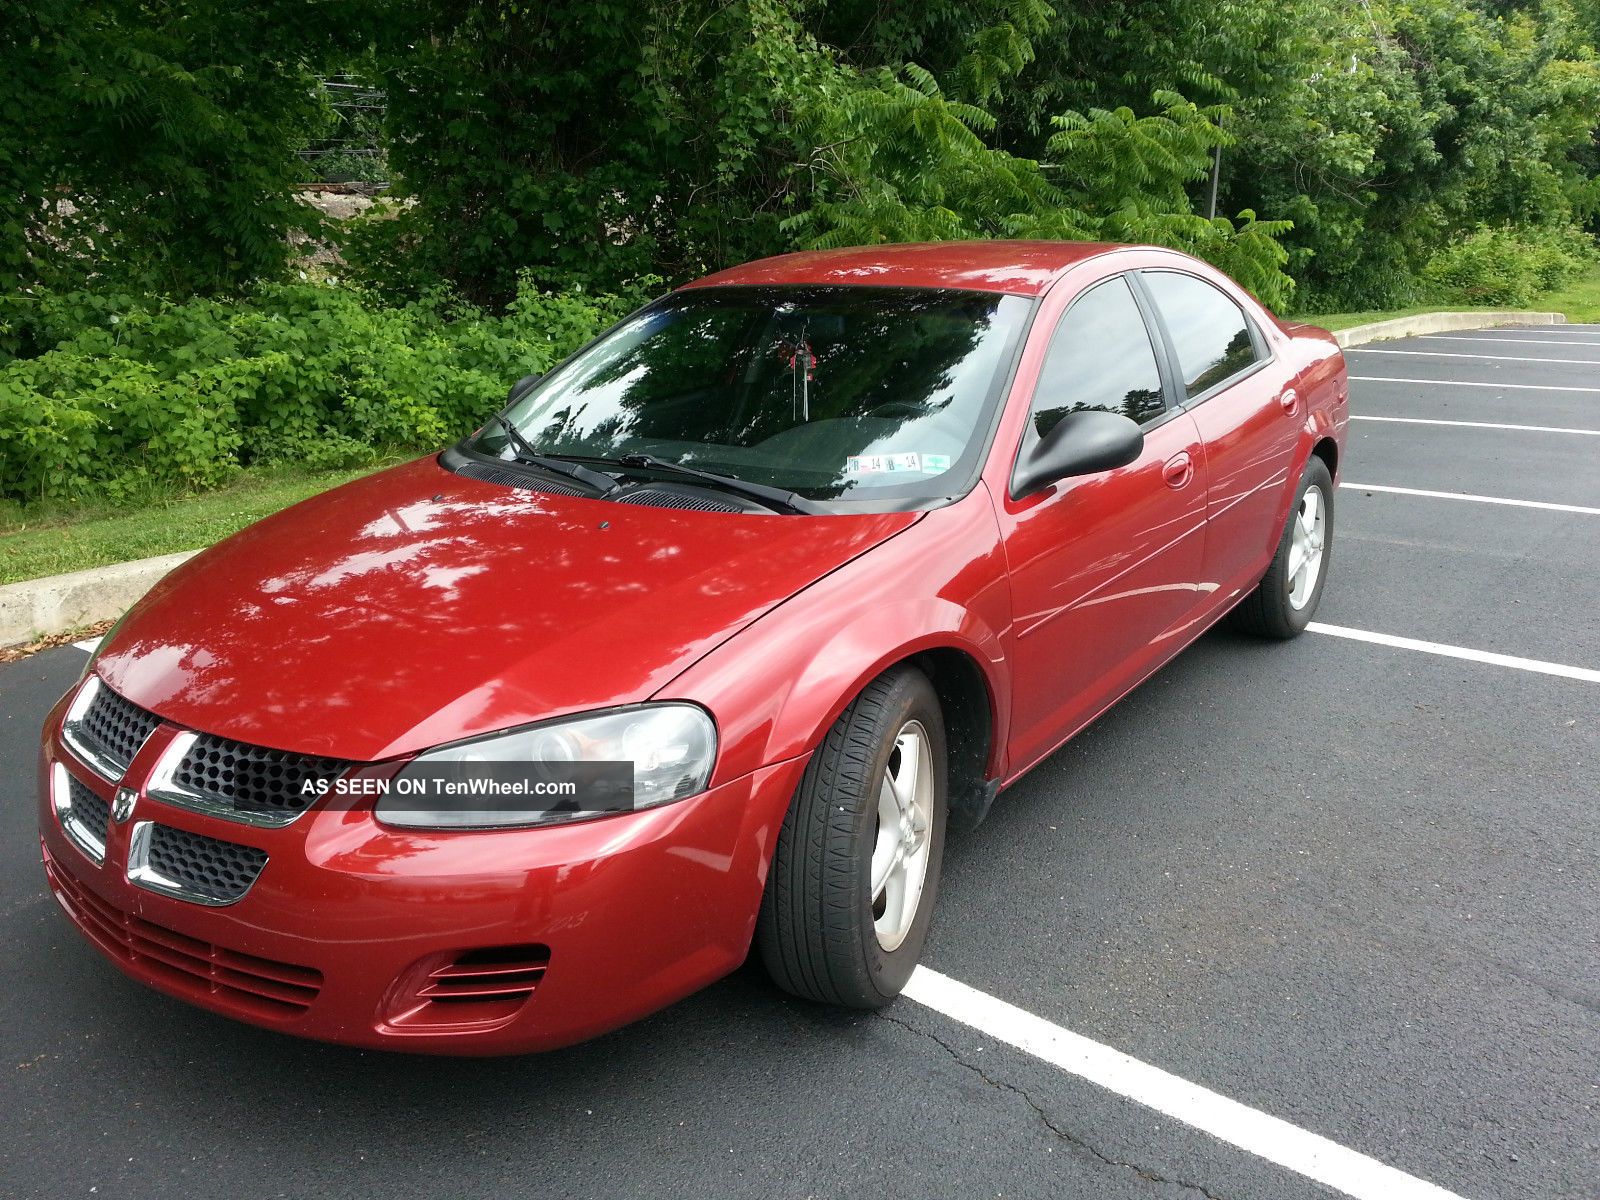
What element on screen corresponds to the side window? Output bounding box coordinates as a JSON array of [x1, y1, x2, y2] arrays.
[[1140, 271, 1262, 396], [1031, 276, 1167, 437]]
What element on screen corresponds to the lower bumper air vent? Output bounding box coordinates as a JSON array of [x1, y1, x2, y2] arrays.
[[385, 945, 551, 1030], [45, 851, 322, 1019]]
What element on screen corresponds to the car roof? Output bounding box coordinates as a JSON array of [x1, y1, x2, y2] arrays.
[[681, 240, 1140, 297]]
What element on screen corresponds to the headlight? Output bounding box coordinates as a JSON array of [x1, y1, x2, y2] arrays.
[[374, 704, 717, 830]]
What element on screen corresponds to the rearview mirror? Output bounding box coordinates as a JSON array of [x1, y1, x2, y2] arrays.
[[507, 373, 543, 404], [1012, 409, 1144, 498]]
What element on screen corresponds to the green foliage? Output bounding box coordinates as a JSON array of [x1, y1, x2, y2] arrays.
[[1232, 0, 1600, 310], [784, 76, 1296, 308], [362, 0, 831, 306], [0, 1, 367, 296], [0, 281, 632, 505], [1422, 224, 1597, 305], [10, 0, 1600, 337]]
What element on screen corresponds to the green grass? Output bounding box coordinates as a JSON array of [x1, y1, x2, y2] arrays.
[[1297, 265, 1600, 330], [1535, 265, 1600, 322], [1291, 303, 1504, 332], [0, 462, 395, 585]]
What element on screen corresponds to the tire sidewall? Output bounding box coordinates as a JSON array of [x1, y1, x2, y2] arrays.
[[1282, 457, 1334, 632], [852, 673, 948, 1002], [1258, 456, 1334, 637]]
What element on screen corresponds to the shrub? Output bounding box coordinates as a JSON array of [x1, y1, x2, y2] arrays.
[[0, 279, 638, 505], [1422, 226, 1597, 308]]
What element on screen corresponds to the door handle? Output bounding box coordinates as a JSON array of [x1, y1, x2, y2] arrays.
[[1163, 452, 1194, 490], [1277, 387, 1300, 415]]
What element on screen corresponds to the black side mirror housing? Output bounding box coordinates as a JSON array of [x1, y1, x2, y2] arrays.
[[1011, 408, 1145, 498], [507, 373, 543, 404]]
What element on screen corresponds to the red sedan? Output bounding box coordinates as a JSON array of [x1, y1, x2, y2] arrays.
[[38, 241, 1346, 1053]]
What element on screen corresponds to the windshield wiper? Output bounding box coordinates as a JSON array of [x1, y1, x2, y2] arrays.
[[492, 417, 619, 495], [575, 452, 822, 514]]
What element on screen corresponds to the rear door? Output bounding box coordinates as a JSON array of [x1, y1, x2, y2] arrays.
[[997, 274, 1210, 775], [1135, 270, 1296, 598]]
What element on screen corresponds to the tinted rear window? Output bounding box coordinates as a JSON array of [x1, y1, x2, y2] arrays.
[[1142, 271, 1260, 396]]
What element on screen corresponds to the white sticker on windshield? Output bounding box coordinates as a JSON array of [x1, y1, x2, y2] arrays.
[[848, 452, 920, 474], [847, 452, 953, 475]]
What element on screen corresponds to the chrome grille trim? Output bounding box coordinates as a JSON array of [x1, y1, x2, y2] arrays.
[[145, 731, 348, 829], [126, 821, 266, 907], [51, 762, 108, 865], [59, 677, 131, 783]]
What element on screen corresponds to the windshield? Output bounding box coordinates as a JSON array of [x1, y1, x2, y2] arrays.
[[467, 286, 1033, 505]]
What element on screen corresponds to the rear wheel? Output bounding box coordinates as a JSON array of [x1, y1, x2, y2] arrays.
[[1230, 456, 1334, 639], [758, 665, 947, 1008]]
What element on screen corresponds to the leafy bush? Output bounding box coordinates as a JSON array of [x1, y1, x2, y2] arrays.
[[1422, 226, 1597, 308], [0, 280, 638, 504]]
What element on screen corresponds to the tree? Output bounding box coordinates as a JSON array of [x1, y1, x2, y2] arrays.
[[1, 0, 366, 296]]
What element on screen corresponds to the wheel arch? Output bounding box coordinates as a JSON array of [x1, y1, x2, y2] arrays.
[[1311, 434, 1338, 480], [904, 645, 999, 830]]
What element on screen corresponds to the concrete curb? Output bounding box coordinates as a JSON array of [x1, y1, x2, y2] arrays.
[[1333, 310, 1566, 348], [0, 550, 200, 649]]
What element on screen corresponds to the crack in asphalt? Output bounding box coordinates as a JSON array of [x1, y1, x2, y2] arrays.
[[879, 1011, 1231, 1200]]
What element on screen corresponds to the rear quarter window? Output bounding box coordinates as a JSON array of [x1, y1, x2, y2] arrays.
[[1141, 271, 1262, 396]]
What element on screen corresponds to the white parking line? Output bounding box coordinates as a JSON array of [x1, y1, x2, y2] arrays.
[[71, 637, 102, 654], [1350, 375, 1600, 394], [904, 968, 1469, 1200], [1350, 414, 1600, 435], [1419, 335, 1600, 347], [1350, 348, 1600, 366], [1306, 623, 1600, 684], [1340, 482, 1600, 516]]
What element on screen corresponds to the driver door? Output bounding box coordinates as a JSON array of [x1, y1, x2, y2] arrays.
[[996, 274, 1210, 775]]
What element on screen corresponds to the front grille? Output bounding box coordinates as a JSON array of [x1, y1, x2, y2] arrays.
[[453, 460, 589, 496], [67, 775, 110, 851], [614, 487, 744, 513], [164, 734, 351, 825], [64, 679, 162, 780], [139, 824, 268, 904], [46, 853, 322, 1019]]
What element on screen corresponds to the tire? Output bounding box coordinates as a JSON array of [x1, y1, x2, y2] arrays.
[[758, 665, 947, 1008], [1230, 455, 1334, 639]]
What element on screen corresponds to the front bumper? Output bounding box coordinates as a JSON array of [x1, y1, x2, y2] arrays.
[[37, 691, 808, 1054]]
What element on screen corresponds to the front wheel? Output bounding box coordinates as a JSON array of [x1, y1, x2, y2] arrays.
[[1230, 456, 1334, 639], [758, 665, 947, 1008]]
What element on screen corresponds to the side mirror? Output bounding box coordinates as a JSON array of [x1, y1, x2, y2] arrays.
[[507, 373, 543, 404], [1012, 408, 1144, 498]]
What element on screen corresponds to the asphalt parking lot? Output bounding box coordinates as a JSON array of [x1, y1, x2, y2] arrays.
[[2, 325, 1596, 1200]]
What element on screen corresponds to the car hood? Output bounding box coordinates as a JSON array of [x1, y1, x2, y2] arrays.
[[95, 456, 919, 761]]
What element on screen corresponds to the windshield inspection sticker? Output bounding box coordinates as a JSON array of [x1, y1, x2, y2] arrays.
[[847, 452, 953, 475]]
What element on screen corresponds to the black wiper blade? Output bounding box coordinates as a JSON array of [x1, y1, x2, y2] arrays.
[[613, 453, 822, 514], [492, 417, 619, 494]]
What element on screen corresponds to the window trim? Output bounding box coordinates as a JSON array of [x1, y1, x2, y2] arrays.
[[1130, 269, 1275, 409]]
